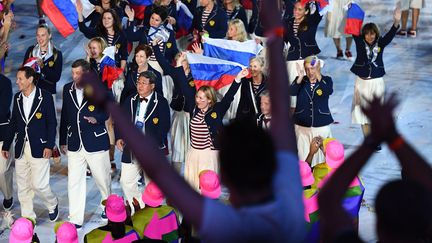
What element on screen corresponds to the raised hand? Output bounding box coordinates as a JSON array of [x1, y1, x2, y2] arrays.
[[361, 93, 400, 142], [235, 68, 249, 82], [191, 43, 204, 55], [125, 5, 135, 21], [393, 1, 402, 26], [75, 0, 84, 21], [295, 62, 305, 84]]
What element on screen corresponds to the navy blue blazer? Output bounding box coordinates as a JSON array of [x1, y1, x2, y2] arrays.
[[193, 5, 228, 39], [118, 92, 170, 163], [59, 82, 110, 153], [236, 75, 267, 121], [290, 76, 334, 127], [284, 2, 322, 61], [0, 74, 12, 142], [224, 5, 248, 30], [125, 21, 179, 63], [78, 22, 129, 67], [120, 64, 163, 104], [2, 88, 57, 159], [248, 0, 263, 35], [350, 24, 398, 79], [152, 44, 196, 112], [23, 46, 63, 94]]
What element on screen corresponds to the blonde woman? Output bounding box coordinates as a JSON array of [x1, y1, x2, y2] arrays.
[[291, 56, 333, 166], [227, 18, 249, 41]]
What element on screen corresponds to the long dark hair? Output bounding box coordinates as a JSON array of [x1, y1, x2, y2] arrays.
[[97, 9, 122, 36], [296, 1, 312, 32]]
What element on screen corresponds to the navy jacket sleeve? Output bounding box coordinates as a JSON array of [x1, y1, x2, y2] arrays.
[[216, 81, 241, 116], [23, 46, 32, 64], [125, 20, 147, 43], [45, 92, 57, 149], [78, 21, 98, 39], [379, 24, 398, 48], [290, 78, 302, 96], [2, 95, 17, 151], [59, 85, 68, 146], [118, 32, 129, 61], [159, 96, 171, 142], [0, 75, 12, 123], [248, 0, 258, 33]]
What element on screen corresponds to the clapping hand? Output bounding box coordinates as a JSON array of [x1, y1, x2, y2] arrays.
[[361, 93, 400, 143]]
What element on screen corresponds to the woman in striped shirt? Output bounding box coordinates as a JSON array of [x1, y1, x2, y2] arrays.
[[183, 68, 247, 191]]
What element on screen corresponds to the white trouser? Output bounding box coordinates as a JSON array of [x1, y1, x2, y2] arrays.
[[15, 142, 57, 220], [67, 148, 111, 225], [0, 141, 13, 200], [120, 160, 149, 209]]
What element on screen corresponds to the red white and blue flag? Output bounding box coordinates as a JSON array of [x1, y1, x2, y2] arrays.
[[202, 37, 263, 67], [129, 0, 152, 20], [186, 53, 245, 90], [345, 2, 365, 36], [175, 1, 194, 38], [41, 0, 79, 38], [316, 0, 330, 15], [100, 46, 123, 89]]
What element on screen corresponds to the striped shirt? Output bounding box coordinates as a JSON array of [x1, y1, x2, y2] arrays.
[[293, 21, 300, 36], [190, 110, 213, 150], [107, 34, 114, 46], [149, 41, 165, 62], [225, 9, 234, 19], [201, 10, 211, 28]]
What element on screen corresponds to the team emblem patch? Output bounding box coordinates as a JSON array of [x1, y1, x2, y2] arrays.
[[35, 112, 42, 119], [88, 105, 95, 112], [153, 117, 159, 124], [48, 61, 54, 67], [116, 43, 121, 49], [189, 80, 195, 87], [211, 112, 217, 119], [166, 42, 172, 48], [316, 89, 323, 96], [209, 20, 215, 27]]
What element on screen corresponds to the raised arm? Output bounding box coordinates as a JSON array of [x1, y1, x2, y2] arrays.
[[379, 3, 401, 47], [81, 72, 205, 231], [216, 69, 247, 115]]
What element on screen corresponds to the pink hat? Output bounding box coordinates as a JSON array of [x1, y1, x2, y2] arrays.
[[9, 218, 34, 243], [325, 140, 345, 168], [56, 222, 78, 243], [105, 194, 127, 223], [199, 170, 221, 199], [142, 182, 164, 207], [299, 161, 314, 187]]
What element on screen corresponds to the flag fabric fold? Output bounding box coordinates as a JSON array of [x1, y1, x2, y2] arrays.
[[175, 1, 194, 38], [100, 46, 123, 89], [345, 2, 365, 36], [202, 37, 263, 67], [186, 53, 244, 90], [41, 0, 79, 38], [129, 0, 152, 20]]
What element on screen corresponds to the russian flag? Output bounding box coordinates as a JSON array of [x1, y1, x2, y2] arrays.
[[175, 1, 194, 39], [129, 0, 152, 20], [100, 46, 123, 89], [345, 2, 365, 36], [187, 53, 244, 90], [41, 0, 79, 38], [202, 37, 263, 67], [316, 0, 330, 16]]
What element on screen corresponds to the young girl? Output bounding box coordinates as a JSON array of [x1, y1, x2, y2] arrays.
[[351, 4, 401, 150]]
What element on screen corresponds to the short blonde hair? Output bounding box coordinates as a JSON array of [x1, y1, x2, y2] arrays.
[[227, 19, 248, 42], [304, 55, 321, 71], [88, 37, 107, 59], [197, 85, 217, 108], [249, 56, 265, 67]]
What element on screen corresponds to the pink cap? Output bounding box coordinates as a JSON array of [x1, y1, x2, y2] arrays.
[[56, 222, 78, 243], [199, 170, 221, 199], [299, 161, 314, 186], [142, 182, 164, 207], [325, 140, 345, 168], [9, 218, 34, 243], [105, 194, 127, 223]]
